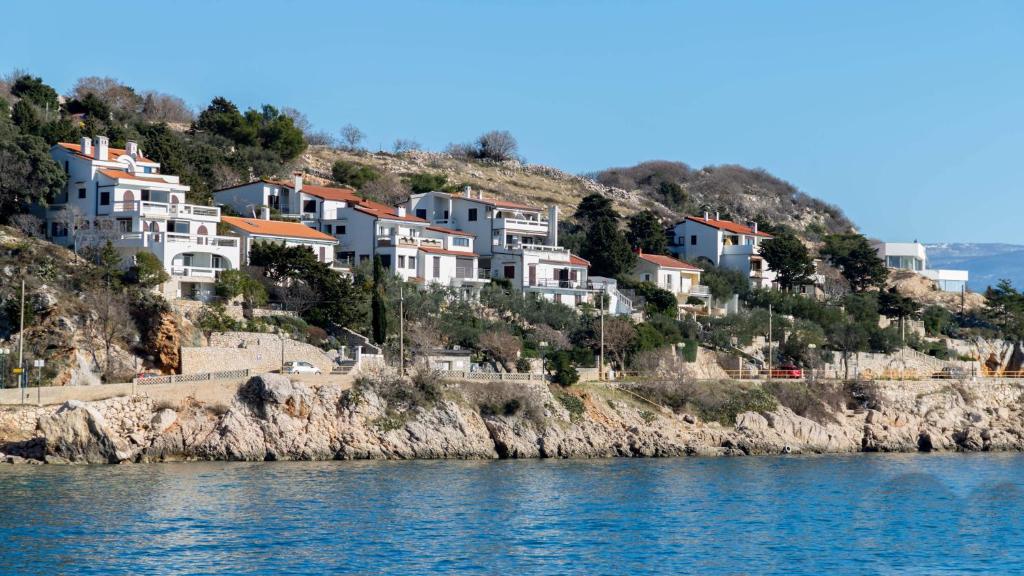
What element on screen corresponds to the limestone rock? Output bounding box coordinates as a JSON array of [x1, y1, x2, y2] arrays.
[[150, 409, 178, 434], [38, 401, 133, 464]]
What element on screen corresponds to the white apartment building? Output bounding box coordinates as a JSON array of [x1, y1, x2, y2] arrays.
[[668, 213, 776, 289], [46, 136, 241, 301], [404, 187, 608, 312], [873, 241, 969, 293], [214, 178, 488, 295]]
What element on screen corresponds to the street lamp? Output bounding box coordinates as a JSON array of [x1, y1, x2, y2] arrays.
[[33, 359, 44, 405]]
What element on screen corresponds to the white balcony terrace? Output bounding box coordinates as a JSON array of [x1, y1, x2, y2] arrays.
[[112, 200, 220, 222]]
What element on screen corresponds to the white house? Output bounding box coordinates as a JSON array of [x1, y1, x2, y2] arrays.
[[45, 136, 241, 301], [873, 241, 969, 293], [630, 250, 708, 309], [220, 215, 339, 265], [404, 187, 604, 311], [668, 213, 776, 289]]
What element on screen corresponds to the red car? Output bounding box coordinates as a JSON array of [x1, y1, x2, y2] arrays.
[[768, 364, 803, 379]]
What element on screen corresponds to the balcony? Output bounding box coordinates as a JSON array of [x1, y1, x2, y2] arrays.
[[689, 284, 711, 297], [495, 217, 549, 235], [500, 242, 568, 256], [376, 235, 444, 248], [170, 265, 222, 279], [721, 243, 758, 256], [113, 200, 220, 222], [453, 267, 490, 284]]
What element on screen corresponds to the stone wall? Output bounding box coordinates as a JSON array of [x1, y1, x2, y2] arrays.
[[181, 332, 334, 374], [820, 347, 978, 379]]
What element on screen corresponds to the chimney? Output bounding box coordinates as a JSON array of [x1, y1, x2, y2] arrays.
[[293, 171, 303, 193], [463, 185, 472, 198], [80, 136, 92, 157], [547, 205, 559, 246], [715, 211, 720, 220], [477, 189, 483, 200], [752, 222, 758, 234], [93, 135, 108, 161], [125, 140, 138, 159], [260, 206, 270, 220], [703, 211, 709, 221], [396, 206, 407, 218]]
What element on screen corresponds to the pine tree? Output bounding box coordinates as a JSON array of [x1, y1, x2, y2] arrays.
[[759, 232, 816, 290]]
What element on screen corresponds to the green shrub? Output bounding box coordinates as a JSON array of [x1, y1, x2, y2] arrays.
[[515, 357, 532, 373], [556, 392, 585, 421]]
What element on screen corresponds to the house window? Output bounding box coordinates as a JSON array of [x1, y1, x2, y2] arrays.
[[643, 273, 651, 282], [100, 191, 110, 206], [78, 188, 86, 199], [415, 209, 426, 219], [690, 235, 697, 245], [338, 225, 346, 235], [168, 220, 189, 234], [504, 265, 515, 279], [398, 255, 406, 268], [303, 199, 317, 214], [453, 237, 469, 247], [468, 208, 478, 221], [433, 256, 441, 278], [324, 224, 332, 234], [50, 222, 67, 237], [408, 256, 416, 269], [141, 189, 151, 201], [212, 255, 224, 269]]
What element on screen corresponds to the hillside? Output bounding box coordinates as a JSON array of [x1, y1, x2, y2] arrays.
[[298, 148, 855, 236]]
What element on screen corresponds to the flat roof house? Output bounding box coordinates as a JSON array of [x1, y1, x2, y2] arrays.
[[873, 241, 969, 293]]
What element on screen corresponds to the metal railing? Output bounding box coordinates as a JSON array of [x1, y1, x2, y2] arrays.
[[133, 368, 251, 385], [113, 200, 220, 219], [436, 370, 546, 382], [170, 266, 221, 279]]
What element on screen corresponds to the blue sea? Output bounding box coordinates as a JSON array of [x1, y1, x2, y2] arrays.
[[0, 454, 1022, 575]]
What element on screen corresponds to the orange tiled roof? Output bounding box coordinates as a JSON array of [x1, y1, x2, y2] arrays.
[[353, 204, 429, 223], [57, 142, 156, 163], [96, 169, 177, 183], [636, 252, 702, 271], [426, 225, 474, 237], [221, 216, 336, 242], [269, 181, 362, 203], [418, 246, 476, 257], [683, 215, 772, 238], [569, 254, 590, 267]]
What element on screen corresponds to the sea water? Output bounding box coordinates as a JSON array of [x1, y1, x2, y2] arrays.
[[0, 454, 1021, 574]]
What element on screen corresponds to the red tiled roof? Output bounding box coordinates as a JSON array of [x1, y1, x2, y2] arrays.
[[353, 204, 429, 223], [683, 215, 773, 238], [56, 142, 156, 163], [426, 225, 474, 237], [569, 254, 590, 267], [636, 252, 701, 271], [269, 181, 362, 203], [96, 169, 177, 183], [418, 246, 476, 257], [221, 216, 336, 242], [487, 198, 538, 210]]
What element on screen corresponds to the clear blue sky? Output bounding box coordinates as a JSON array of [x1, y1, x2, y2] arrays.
[[3, 1, 1022, 243]]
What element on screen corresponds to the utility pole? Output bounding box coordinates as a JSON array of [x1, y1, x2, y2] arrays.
[[599, 291, 605, 381], [18, 279, 25, 405], [399, 283, 405, 377], [770, 303, 774, 379]]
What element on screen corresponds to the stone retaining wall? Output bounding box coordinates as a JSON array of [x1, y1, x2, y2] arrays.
[[181, 332, 334, 374]]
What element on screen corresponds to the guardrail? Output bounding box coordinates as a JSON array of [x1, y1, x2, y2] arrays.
[[133, 368, 251, 385], [436, 370, 546, 382]]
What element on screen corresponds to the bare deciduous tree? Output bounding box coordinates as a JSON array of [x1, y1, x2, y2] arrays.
[[532, 323, 570, 351], [601, 317, 636, 370], [359, 173, 410, 206], [11, 213, 42, 238], [393, 139, 421, 154], [71, 76, 142, 115], [141, 91, 193, 123], [476, 130, 518, 162], [279, 281, 317, 315], [84, 288, 137, 381], [340, 124, 365, 150], [478, 330, 521, 372]]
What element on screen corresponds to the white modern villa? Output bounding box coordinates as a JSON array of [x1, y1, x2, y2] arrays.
[[45, 136, 241, 301], [872, 241, 969, 293], [668, 213, 777, 289]]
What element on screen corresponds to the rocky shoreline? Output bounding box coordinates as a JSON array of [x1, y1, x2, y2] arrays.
[[1, 374, 1023, 465]]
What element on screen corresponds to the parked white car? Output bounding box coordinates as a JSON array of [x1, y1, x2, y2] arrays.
[[282, 361, 321, 375]]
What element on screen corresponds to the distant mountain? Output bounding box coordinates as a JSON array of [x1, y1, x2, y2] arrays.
[[926, 243, 1024, 292]]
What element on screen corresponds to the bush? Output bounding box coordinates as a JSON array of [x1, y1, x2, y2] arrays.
[[626, 379, 777, 425], [331, 160, 380, 188], [124, 251, 169, 288], [462, 380, 545, 425], [764, 379, 849, 423], [546, 350, 579, 386], [555, 392, 585, 421], [515, 357, 532, 373]]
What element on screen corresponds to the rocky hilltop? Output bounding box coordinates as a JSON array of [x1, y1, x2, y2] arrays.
[[1, 374, 1023, 465]]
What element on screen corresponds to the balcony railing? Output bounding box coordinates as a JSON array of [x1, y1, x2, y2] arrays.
[[113, 200, 220, 220], [159, 232, 239, 247], [377, 235, 444, 248], [530, 278, 584, 289], [689, 284, 711, 296], [503, 242, 567, 255], [170, 266, 221, 279]]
